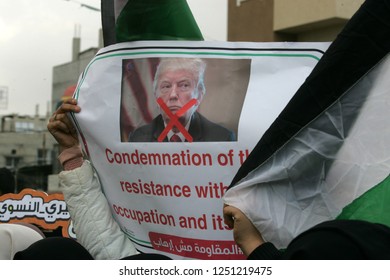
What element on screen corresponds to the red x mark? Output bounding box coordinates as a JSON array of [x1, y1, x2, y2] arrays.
[[157, 97, 197, 142]]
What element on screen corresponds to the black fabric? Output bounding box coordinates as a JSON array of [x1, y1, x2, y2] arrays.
[[0, 167, 15, 194], [248, 220, 390, 260], [230, 0, 390, 187], [247, 242, 282, 260], [101, 0, 116, 47], [12, 236, 172, 260], [13, 237, 94, 260], [121, 253, 171, 260]]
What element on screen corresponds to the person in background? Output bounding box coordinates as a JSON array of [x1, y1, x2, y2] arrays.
[[0, 167, 15, 195], [0, 223, 45, 260]]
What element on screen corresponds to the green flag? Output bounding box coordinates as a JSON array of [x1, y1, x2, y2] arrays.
[[337, 174, 390, 226], [101, 0, 203, 45]]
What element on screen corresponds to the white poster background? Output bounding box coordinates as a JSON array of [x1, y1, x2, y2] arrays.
[[73, 41, 329, 259]]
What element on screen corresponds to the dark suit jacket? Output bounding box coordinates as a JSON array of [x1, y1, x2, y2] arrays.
[[128, 112, 236, 142]]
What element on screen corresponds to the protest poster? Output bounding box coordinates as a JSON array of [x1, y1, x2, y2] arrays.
[[71, 40, 329, 259]]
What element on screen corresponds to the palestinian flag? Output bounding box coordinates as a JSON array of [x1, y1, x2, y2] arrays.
[[224, 0, 390, 249], [101, 0, 203, 46]]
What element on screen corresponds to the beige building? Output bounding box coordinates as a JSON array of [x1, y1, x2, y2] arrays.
[[0, 113, 56, 192], [51, 34, 102, 113], [0, 30, 102, 194], [228, 0, 364, 42]]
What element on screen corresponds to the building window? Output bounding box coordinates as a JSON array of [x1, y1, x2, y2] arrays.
[[5, 156, 21, 170], [15, 122, 34, 132], [37, 148, 51, 165]]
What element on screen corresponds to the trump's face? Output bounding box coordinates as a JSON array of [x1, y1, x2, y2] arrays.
[[156, 68, 201, 129]]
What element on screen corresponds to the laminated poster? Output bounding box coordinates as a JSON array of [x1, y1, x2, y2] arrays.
[[72, 40, 329, 259]]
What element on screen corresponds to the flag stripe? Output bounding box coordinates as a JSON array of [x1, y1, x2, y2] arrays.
[[101, 0, 203, 45], [124, 61, 154, 123], [101, 0, 116, 46], [120, 59, 160, 141], [115, 0, 203, 42], [337, 174, 390, 227]]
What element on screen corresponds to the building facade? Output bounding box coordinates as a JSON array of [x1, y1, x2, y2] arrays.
[[51, 34, 102, 113], [0, 31, 102, 194], [0, 113, 56, 192], [228, 0, 364, 42]]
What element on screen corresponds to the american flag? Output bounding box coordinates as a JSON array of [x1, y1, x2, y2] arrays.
[[120, 58, 161, 142]]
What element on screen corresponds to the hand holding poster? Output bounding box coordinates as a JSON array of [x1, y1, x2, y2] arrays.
[[70, 40, 328, 259]]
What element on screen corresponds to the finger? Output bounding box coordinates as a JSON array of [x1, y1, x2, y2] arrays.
[[62, 97, 78, 105], [57, 103, 81, 115], [56, 98, 81, 115], [49, 108, 78, 127], [222, 205, 236, 228], [50, 98, 79, 127], [48, 117, 74, 135], [58, 115, 77, 135], [48, 111, 77, 134]]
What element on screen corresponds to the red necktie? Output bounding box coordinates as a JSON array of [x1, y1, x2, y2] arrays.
[[170, 134, 182, 142]]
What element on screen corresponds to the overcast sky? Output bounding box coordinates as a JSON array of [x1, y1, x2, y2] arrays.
[[0, 0, 227, 116]]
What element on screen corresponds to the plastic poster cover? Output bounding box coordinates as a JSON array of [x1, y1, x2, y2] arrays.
[[72, 40, 329, 259]]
